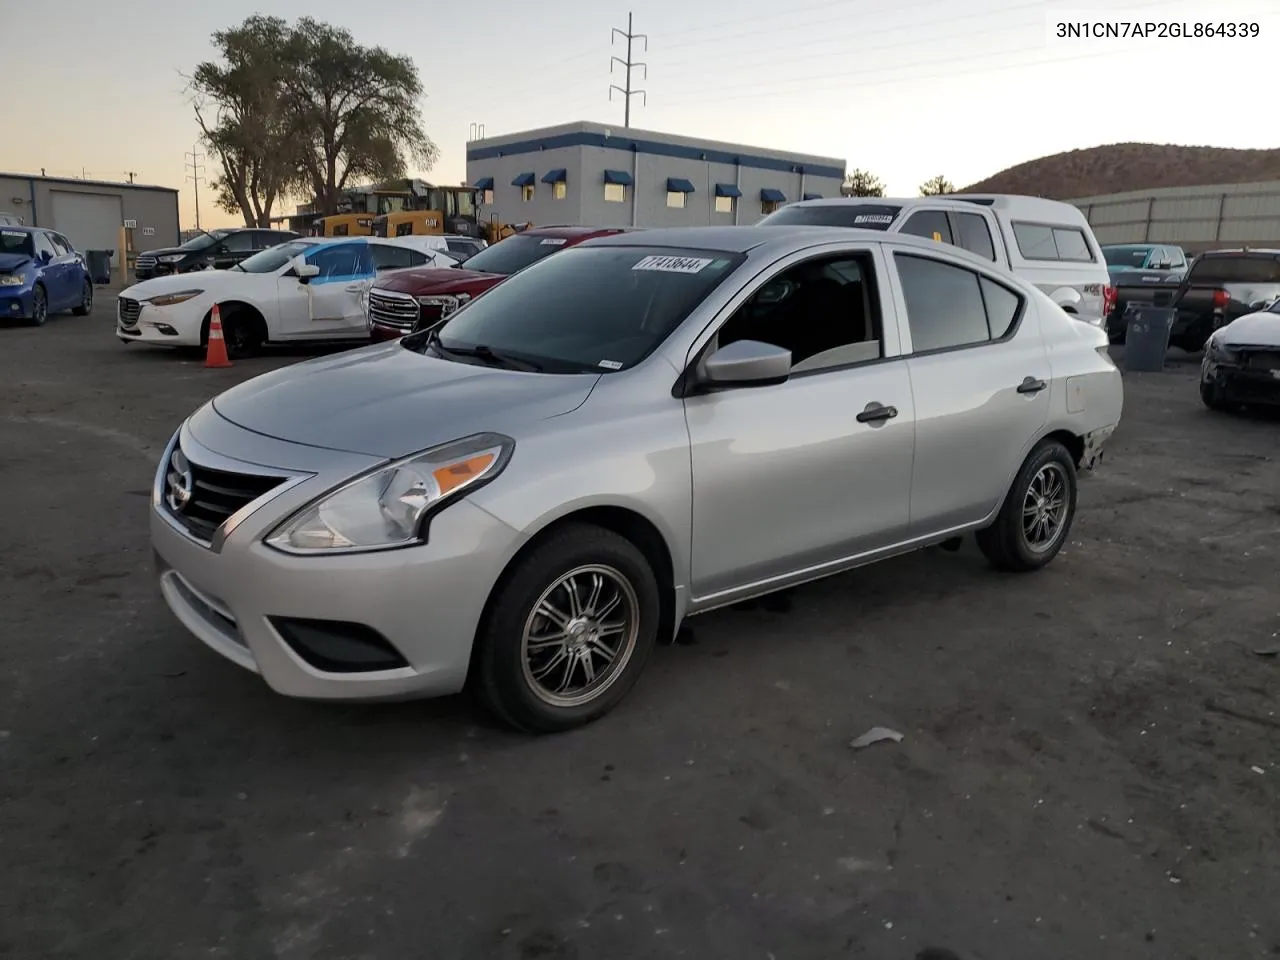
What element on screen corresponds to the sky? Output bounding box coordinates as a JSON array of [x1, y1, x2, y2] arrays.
[[5, 0, 1277, 230]]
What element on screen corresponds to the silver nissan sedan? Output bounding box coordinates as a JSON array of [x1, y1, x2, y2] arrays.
[[152, 225, 1123, 732]]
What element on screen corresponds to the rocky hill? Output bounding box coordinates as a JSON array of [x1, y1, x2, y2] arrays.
[[961, 143, 1280, 200]]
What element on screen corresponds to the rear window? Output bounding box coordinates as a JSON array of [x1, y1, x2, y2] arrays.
[[1012, 222, 1095, 262], [1103, 245, 1153, 268], [1188, 255, 1280, 284], [757, 203, 903, 229]]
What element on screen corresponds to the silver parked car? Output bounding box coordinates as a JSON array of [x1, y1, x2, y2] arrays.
[[152, 225, 1124, 732]]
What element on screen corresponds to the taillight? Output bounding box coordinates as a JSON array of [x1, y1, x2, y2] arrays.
[[1212, 288, 1230, 309], [1102, 284, 1117, 315]]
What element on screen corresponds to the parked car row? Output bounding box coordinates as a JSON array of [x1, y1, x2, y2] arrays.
[[149, 202, 1126, 733]]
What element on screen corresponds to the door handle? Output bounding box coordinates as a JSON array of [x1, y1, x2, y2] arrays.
[[856, 402, 898, 424], [1017, 376, 1047, 394]]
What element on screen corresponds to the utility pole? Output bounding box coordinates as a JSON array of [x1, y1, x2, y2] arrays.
[[125, 171, 137, 184], [184, 147, 206, 231], [610, 12, 647, 127]]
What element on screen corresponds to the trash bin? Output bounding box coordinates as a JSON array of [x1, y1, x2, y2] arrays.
[[85, 249, 113, 285], [1124, 304, 1176, 372]]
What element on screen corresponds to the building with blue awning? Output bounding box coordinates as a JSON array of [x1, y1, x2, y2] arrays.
[[465, 120, 846, 229]]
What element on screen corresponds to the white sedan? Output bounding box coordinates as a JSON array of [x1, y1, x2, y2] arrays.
[[116, 236, 457, 355]]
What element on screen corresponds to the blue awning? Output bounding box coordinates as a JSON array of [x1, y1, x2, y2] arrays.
[[803, 192, 823, 201], [760, 188, 787, 203], [471, 176, 494, 190], [714, 183, 742, 198], [603, 169, 634, 186], [541, 168, 567, 184], [511, 172, 536, 187], [666, 177, 695, 194]]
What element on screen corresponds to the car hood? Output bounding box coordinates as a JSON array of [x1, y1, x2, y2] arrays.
[[377, 266, 502, 294], [121, 270, 243, 299], [0, 253, 33, 272], [209, 340, 602, 458], [1217, 310, 1280, 348], [139, 246, 187, 258]]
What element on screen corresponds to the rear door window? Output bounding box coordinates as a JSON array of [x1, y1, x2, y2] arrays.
[[895, 253, 990, 352], [950, 212, 996, 261], [900, 210, 953, 245]]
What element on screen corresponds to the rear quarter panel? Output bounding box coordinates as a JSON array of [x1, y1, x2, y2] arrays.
[[1036, 289, 1124, 445]]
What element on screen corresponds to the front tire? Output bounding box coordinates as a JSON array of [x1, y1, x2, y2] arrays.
[[473, 524, 660, 733], [72, 279, 93, 316], [975, 440, 1078, 572], [28, 285, 48, 326], [1200, 379, 1234, 412]]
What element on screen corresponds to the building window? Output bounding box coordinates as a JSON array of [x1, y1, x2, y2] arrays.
[[482, 189, 493, 205], [715, 195, 734, 215], [553, 181, 567, 200], [762, 200, 783, 215], [521, 184, 535, 202], [604, 183, 626, 203], [666, 191, 686, 209]]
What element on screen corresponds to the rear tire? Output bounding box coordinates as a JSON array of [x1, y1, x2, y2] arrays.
[[473, 524, 660, 733], [71, 279, 93, 316], [975, 440, 1078, 573]]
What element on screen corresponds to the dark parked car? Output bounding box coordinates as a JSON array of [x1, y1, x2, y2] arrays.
[[1167, 249, 1280, 352], [133, 228, 300, 281], [1102, 243, 1190, 342]]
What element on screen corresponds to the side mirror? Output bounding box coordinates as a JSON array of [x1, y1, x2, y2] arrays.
[[700, 339, 792, 387], [1156, 260, 1171, 270], [295, 260, 320, 282], [39, 249, 52, 264]]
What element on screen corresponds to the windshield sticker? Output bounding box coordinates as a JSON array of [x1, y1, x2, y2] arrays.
[[1, 229, 26, 239], [539, 238, 568, 245], [853, 214, 893, 225], [632, 255, 714, 274], [597, 359, 624, 370]]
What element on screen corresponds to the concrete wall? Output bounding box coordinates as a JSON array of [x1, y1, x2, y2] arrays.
[[0, 173, 180, 253], [466, 120, 845, 231], [1070, 181, 1280, 252]]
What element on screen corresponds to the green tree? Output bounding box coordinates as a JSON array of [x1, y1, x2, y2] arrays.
[[842, 169, 886, 197], [919, 175, 954, 196], [280, 18, 439, 216], [188, 16, 302, 227]]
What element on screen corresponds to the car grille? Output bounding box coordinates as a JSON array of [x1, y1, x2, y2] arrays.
[[135, 256, 157, 271], [162, 444, 286, 543], [368, 290, 419, 331], [117, 297, 142, 328], [1242, 349, 1280, 371]]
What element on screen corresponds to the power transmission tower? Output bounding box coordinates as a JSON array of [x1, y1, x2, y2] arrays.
[[184, 147, 206, 231], [610, 12, 647, 127]]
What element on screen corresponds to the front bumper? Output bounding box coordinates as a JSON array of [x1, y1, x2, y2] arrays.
[[0, 287, 34, 320], [1203, 357, 1280, 407], [117, 298, 204, 346], [368, 319, 407, 343], [150, 414, 525, 701]]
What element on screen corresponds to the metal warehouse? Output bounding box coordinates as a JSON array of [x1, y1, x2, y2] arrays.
[[0, 172, 180, 259], [466, 121, 846, 230], [1070, 180, 1280, 253]]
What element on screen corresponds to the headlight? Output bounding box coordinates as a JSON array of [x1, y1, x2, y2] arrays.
[[265, 433, 513, 554], [147, 290, 204, 307], [1206, 337, 1239, 363], [416, 293, 471, 316], [158, 255, 185, 263], [0, 273, 24, 286]]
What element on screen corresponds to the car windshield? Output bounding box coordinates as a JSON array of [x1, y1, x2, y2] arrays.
[[0, 229, 35, 258], [455, 234, 576, 276], [414, 245, 744, 373], [178, 230, 228, 251], [1104, 245, 1153, 268], [236, 239, 316, 273], [757, 203, 903, 229], [1189, 255, 1280, 284]]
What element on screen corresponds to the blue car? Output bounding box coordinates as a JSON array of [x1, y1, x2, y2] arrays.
[[0, 226, 94, 326]]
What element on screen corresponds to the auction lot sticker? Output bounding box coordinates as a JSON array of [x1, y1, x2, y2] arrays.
[[633, 255, 714, 273]]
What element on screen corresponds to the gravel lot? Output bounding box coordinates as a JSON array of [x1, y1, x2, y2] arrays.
[[1, 300, 1277, 960]]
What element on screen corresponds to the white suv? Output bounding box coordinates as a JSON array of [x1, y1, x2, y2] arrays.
[[759, 194, 1115, 325]]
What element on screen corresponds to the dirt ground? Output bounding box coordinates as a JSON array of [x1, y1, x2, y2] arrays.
[[0, 302, 1276, 960]]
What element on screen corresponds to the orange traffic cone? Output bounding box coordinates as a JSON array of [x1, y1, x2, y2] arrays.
[[205, 303, 233, 368]]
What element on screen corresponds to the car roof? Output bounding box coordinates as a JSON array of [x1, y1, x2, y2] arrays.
[[0, 225, 42, 234], [523, 225, 634, 239], [1197, 248, 1280, 257], [787, 193, 1088, 221]]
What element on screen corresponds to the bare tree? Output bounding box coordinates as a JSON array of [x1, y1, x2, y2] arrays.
[[842, 169, 886, 197], [919, 175, 954, 197]]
